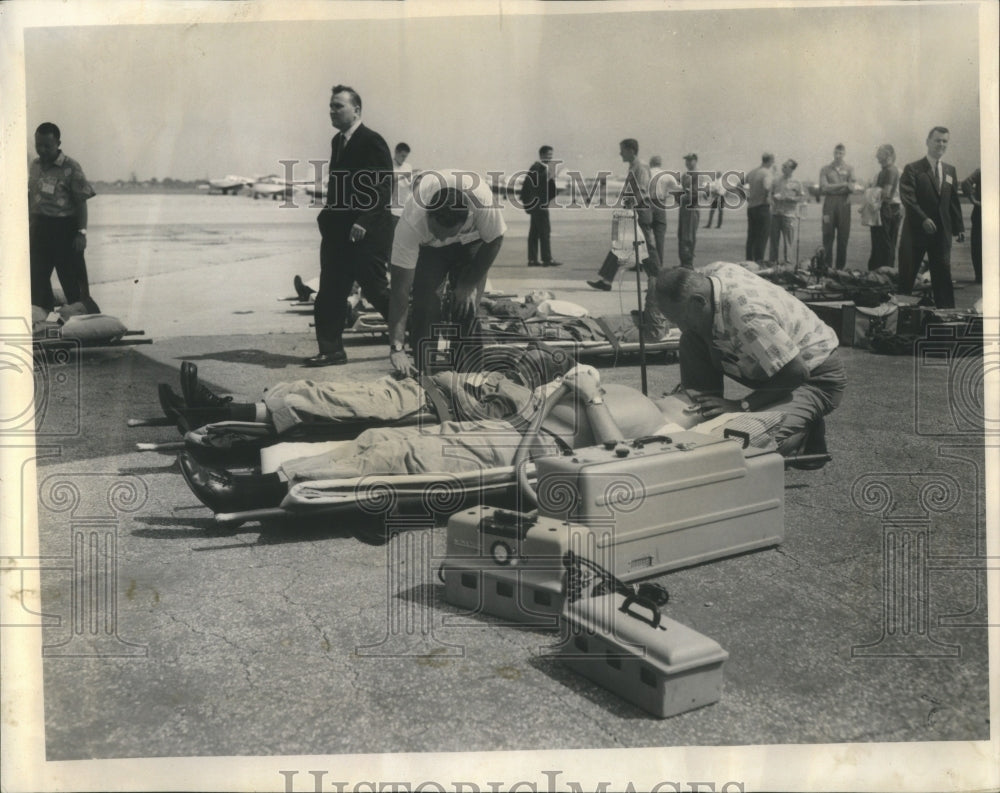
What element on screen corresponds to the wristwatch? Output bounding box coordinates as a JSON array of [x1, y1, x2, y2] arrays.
[[739, 398, 751, 412], [390, 342, 405, 353]]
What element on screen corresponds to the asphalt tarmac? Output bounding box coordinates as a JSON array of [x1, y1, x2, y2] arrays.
[[19, 194, 994, 784]]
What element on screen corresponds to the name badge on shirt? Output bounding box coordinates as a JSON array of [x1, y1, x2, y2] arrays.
[[41, 182, 56, 194], [944, 174, 953, 185]]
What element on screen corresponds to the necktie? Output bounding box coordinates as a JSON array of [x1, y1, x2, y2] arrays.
[[933, 161, 941, 190], [334, 134, 345, 163]]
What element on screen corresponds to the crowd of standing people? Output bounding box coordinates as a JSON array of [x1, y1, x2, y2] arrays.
[[29, 85, 981, 365]]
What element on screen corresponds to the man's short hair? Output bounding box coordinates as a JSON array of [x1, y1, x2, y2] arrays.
[[653, 266, 703, 306], [834, 143, 846, 152], [876, 144, 895, 162], [762, 152, 775, 165], [35, 122, 60, 140], [331, 84, 362, 111], [395, 142, 410, 153], [539, 145, 553, 157], [784, 158, 798, 170], [927, 126, 950, 139], [620, 138, 639, 154], [649, 155, 663, 168], [427, 187, 469, 227]]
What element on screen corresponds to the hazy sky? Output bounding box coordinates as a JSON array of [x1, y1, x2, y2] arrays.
[[19, 2, 986, 186]]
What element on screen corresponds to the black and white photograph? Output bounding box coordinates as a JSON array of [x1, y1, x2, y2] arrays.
[[1, 1, 997, 791]]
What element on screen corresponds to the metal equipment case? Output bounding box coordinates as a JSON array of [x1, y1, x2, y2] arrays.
[[557, 592, 729, 718], [533, 430, 784, 579]]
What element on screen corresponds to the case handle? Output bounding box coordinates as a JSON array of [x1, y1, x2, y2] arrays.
[[723, 427, 750, 449], [620, 594, 662, 629]]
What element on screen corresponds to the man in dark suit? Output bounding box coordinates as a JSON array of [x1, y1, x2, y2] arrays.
[[898, 126, 965, 308], [520, 145, 561, 267], [307, 84, 395, 367]]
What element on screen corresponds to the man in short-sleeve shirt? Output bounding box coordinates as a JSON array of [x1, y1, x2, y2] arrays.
[[653, 262, 846, 464], [388, 170, 507, 376], [819, 143, 856, 270], [28, 122, 99, 312]]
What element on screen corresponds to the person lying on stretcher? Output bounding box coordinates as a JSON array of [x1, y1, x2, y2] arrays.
[[169, 362, 788, 514]]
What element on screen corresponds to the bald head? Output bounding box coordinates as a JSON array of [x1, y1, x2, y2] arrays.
[[652, 268, 713, 335]]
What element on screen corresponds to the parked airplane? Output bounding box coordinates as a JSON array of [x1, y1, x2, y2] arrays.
[[208, 175, 254, 195]]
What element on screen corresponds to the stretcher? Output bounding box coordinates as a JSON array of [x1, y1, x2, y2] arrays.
[[201, 404, 792, 530], [33, 313, 151, 352]]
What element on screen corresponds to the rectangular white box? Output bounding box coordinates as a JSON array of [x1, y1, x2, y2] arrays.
[[558, 592, 728, 718]]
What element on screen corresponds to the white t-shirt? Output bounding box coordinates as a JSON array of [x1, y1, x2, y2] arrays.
[[391, 170, 507, 270]]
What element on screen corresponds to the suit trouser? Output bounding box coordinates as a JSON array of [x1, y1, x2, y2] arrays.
[[745, 205, 771, 262], [527, 209, 552, 263], [677, 206, 699, 269], [822, 196, 852, 270], [29, 215, 95, 311], [314, 211, 393, 354], [971, 205, 982, 283], [898, 223, 955, 308], [678, 331, 847, 456], [597, 207, 661, 282], [768, 214, 796, 263]]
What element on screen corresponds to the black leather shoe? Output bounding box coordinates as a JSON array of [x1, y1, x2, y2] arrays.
[[303, 351, 348, 367], [527, 261, 542, 267], [587, 279, 612, 291], [158, 383, 186, 420], [180, 361, 233, 408], [543, 261, 564, 267], [293, 274, 315, 301], [177, 451, 287, 512]]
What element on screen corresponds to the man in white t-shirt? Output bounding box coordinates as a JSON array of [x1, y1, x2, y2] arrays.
[[387, 170, 507, 377]]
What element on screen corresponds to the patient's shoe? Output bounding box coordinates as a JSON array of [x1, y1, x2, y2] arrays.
[[177, 451, 287, 513], [293, 274, 315, 302], [158, 383, 186, 421], [180, 361, 233, 408]]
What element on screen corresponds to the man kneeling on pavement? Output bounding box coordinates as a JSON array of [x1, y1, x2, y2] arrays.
[[168, 261, 845, 512], [651, 262, 846, 468]]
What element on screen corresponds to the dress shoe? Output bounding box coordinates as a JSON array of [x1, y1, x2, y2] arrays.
[[158, 383, 186, 421], [527, 260, 542, 267], [303, 351, 348, 367], [543, 261, 563, 267], [293, 274, 315, 301], [177, 451, 287, 512], [587, 279, 612, 291], [180, 361, 233, 408]]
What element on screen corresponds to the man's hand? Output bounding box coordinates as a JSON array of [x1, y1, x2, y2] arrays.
[[922, 218, 937, 234], [349, 223, 367, 242], [74, 232, 87, 253], [390, 349, 416, 379], [691, 394, 742, 419]]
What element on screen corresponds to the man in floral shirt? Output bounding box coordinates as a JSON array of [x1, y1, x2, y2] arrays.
[[652, 262, 847, 465], [28, 121, 99, 312]]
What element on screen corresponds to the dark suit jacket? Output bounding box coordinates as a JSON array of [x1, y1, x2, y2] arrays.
[[899, 156, 964, 239], [321, 123, 393, 238], [520, 160, 556, 212]]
